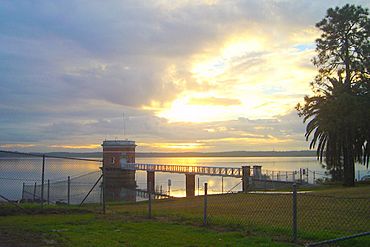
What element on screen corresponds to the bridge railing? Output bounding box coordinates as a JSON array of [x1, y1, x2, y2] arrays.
[[122, 163, 243, 178], [121, 162, 318, 185]]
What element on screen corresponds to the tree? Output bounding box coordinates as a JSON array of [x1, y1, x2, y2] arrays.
[[297, 4, 370, 186]]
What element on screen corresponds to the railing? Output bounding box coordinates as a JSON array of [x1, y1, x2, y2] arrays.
[[121, 162, 318, 185], [122, 163, 243, 177]]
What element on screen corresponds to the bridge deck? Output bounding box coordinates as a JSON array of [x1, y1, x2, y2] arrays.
[[122, 163, 243, 178]]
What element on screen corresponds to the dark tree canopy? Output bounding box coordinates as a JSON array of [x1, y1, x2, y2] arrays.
[[297, 4, 370, 186]]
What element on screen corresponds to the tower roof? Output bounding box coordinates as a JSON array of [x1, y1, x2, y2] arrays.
[[101, 140, 136, 147]]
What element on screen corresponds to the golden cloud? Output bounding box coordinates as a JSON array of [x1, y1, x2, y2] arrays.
[[188, 96, 241, 106], [49, 144, 101, 149]]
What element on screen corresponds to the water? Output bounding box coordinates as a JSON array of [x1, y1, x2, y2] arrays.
[[135, 157, 369, 197], [0, 156, 368, 201]]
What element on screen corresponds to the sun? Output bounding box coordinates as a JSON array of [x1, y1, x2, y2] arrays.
[[158, 96, 235, 123]]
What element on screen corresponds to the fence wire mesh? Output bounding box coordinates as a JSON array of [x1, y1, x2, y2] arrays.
[[207, 192, 292, 234], [0, 150, 102, 206], [297, 194, 370, 240], [1, 149, 369, 246], [108, 183, 370, 245]]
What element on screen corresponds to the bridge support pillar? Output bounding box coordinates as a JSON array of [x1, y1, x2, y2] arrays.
[[242, 166, 250, 192], [147, 171, 155, 193], [185, 174, 195, 197], [253, 166, 262, 179]]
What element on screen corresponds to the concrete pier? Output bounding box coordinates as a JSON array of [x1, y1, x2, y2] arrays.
[[242, 166, 251, 192], [185, 174, 195, 197], [253, 165, 262, 179], [147, 171, 155, 193]]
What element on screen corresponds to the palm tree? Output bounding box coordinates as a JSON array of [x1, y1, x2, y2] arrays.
[[298, 77, 346, 181], [298, 5, 369, 186]]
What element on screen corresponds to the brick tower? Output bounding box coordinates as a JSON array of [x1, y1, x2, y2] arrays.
[[102, 140, 137, 201]]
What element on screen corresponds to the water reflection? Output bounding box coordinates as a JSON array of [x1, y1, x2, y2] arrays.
[[104, 170, 137, 202], [1, 156, 369, 201]]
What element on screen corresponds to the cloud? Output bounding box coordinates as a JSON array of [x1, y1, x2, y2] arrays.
[[0, 0, 369, 152], [188, 97, 241, 106]]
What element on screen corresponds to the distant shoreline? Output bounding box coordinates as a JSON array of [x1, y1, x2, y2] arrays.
[[0, 150, 317, 158]]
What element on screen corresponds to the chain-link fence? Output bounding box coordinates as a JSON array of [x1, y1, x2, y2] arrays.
[[2, 150, 369, 245], [297, 194, 370, 242], [107, 182, 370, 246], [0, 150, 102, 207]]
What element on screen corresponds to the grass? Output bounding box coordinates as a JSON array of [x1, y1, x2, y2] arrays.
[[105, 184, 370, 246], [0, 184, 369, 246], [0, 211, 293, 246]]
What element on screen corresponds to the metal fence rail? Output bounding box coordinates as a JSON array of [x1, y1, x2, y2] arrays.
[[107, 183, 370, 245], [0, 150, 103, 206], [2, 149, 369, 246], [123, 163, 244, 177]]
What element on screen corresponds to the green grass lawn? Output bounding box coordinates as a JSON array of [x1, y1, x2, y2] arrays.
[[104, 184, 370, 246], [0, 212, 294, 247], [0, 184, 369, 246]]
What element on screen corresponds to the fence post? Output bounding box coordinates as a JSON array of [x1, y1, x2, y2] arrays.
[[242, 166, 250, 192], [22, 182, 25, 201], [148, 192, 152, 219], [33, 182, 37, 201], [41, 155, 45, 208], [221, 176, 224, 194], [102, 168, 106, 214], [100, 186, 102, 205], [47, 179, 50, 205], [203, 183, 208, 226], [292, 183, 297, 243], [313, 171, 316, 184], [306, 168, 309, 183], [67, 176, 71, 205]]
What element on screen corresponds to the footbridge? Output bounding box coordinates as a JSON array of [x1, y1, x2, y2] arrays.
[[121, 162, 303, 197], [122, 163, 245, 178]]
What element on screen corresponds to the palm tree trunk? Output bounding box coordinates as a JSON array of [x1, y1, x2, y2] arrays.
[[343, 138, 355, 186]]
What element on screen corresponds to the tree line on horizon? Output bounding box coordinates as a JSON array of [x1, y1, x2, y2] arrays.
[[0, 150, 317, 158]]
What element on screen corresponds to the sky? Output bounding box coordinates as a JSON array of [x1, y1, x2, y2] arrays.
[[0, 0, 369, 153]]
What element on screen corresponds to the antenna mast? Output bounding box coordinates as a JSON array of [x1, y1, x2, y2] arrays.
[[123, 112, 126, 139]]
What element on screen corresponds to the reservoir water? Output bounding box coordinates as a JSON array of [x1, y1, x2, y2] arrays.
[[0, 156, 368, 201]]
